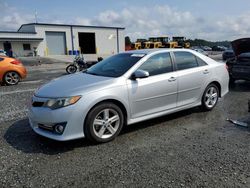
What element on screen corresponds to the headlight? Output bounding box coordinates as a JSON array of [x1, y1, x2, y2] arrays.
[[44, 96, 81, 110]]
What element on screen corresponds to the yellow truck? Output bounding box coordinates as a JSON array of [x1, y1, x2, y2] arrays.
[[172, 36, 190, 48]]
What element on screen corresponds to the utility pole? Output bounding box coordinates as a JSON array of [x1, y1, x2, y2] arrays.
[[35, 10, 38, 23]]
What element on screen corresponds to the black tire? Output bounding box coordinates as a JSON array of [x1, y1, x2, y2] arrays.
[[66, 65, 77, 74], [84, 102, 124, 143], [201, 84, 219, 111], [3, 71, 20, 85]]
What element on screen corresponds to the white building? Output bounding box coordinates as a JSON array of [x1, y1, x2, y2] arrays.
[[0, 23, 125, 58]]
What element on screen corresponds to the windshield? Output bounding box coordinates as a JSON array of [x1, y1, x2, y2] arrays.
[[85, 53, 145, 77]]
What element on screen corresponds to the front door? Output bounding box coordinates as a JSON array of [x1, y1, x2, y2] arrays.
[[127, 52, 178, 119]]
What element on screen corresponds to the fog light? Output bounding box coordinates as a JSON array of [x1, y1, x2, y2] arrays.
[[54, 124, 65, 134]]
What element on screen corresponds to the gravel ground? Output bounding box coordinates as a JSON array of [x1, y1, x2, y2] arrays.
[[0, 56, 250, 187]]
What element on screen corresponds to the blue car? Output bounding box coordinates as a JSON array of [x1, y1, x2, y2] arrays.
[[222, 49, 235, 61]]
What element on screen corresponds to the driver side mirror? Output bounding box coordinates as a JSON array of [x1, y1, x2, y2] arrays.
[[131, 69, 149, 80]]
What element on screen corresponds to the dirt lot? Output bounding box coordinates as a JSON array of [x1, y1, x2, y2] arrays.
[[0, 56, 250, 187]]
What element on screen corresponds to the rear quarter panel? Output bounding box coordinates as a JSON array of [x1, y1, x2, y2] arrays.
[[209, 63, 229, 97], [188, 51, 229, 99], [0, 58, 27, 81]]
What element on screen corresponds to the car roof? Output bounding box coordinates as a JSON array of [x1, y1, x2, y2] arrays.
[[124, 48, 218, 65], [123, 48, 195, 55]]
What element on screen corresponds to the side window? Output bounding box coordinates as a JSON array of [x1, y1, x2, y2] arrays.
[[139, 53, 173, 76], [174, 52, 198, 70], [196, 57, 208, 66]]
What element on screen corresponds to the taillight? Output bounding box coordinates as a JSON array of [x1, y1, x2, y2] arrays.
[[225, 64, 229, 71], [10, 60, 22, 65]]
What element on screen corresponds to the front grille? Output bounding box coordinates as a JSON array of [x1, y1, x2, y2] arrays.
[[32, 101, 44, 107]]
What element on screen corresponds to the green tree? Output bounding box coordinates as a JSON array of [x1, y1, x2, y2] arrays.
[[187, 39, 231, 48], [125, 36, 131, 46]]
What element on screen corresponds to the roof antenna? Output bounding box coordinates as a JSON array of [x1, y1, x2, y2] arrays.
[[35, 10, 38, 23]]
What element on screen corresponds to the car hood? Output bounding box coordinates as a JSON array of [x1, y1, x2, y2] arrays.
[[231, 38, 250, 56], [35, 72, 118, 98]]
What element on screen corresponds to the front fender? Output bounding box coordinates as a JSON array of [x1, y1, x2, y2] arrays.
[[78, 85, 130, 127]]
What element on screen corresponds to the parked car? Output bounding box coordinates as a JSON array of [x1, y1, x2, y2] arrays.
[[202, 46, 212, 51], [222, 49, 235, 61], [193, 48, 209, 56], [226, 38, 250, 83], [0, 56, 27, 85], [212, 46, 227, 51], [29, 49, 229, 143], [0, 49, 7, 56]]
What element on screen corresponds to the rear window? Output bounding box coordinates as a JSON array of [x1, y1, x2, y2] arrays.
[[237, 53, 250, 62]]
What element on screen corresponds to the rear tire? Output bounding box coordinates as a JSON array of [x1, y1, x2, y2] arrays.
[[66, 65, 77, 74], [3, 71, 20, 85], [84, 102, 124, 143], [201, 84, 219, 111]]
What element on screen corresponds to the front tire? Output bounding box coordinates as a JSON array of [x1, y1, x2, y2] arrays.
[[66, 65, 77, 74], [84, 102, 124, 143], [201, 84, 219, 111], [3, 71, 20, 85]]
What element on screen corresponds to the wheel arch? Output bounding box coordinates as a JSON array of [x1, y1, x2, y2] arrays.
[[3, 70, 21, 83], [3, 70, 21, 76], [207, 81, 221, 97], [84, 98, 128, 126]]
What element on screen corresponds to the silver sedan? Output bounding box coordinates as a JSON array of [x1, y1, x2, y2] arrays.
[[28, 49, 229, 143]]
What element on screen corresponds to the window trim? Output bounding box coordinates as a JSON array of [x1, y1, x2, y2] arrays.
[[137, 52, 174, 77]]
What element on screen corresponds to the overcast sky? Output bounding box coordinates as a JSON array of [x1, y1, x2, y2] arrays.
[[1, 0, 250, 41]]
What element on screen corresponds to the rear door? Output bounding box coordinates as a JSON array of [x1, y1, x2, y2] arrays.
[[127, 52, 178, 118], [173, 51, 210, 107]]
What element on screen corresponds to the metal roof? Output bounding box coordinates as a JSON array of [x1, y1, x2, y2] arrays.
[[123, 48, 197, 54], [18, 23, 125, 31], [0, 31, 37, 34], [0, 38, 43, 41]]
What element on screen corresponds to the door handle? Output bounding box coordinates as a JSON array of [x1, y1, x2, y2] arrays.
[[203, 69, 209, 74], [168, 77, 176, 82]]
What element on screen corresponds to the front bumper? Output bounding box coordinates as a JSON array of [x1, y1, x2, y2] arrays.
[[28, 96, 87, 141]]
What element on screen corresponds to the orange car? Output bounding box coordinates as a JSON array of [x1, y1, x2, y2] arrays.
[[0, 56, 27, 85]]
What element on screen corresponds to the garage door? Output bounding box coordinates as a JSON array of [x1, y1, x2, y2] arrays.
[[46, 32, 66, 55]]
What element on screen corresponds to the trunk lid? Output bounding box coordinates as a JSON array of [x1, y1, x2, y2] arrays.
[[231, 38, 250, 56]]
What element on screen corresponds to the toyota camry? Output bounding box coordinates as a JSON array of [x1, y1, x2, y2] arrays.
[[28, 49, 229, 143]]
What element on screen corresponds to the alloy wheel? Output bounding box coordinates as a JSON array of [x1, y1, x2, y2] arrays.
[[92, 108, 120, 139], [4, 72, 20, 85], [204, 86, 218, 108]]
